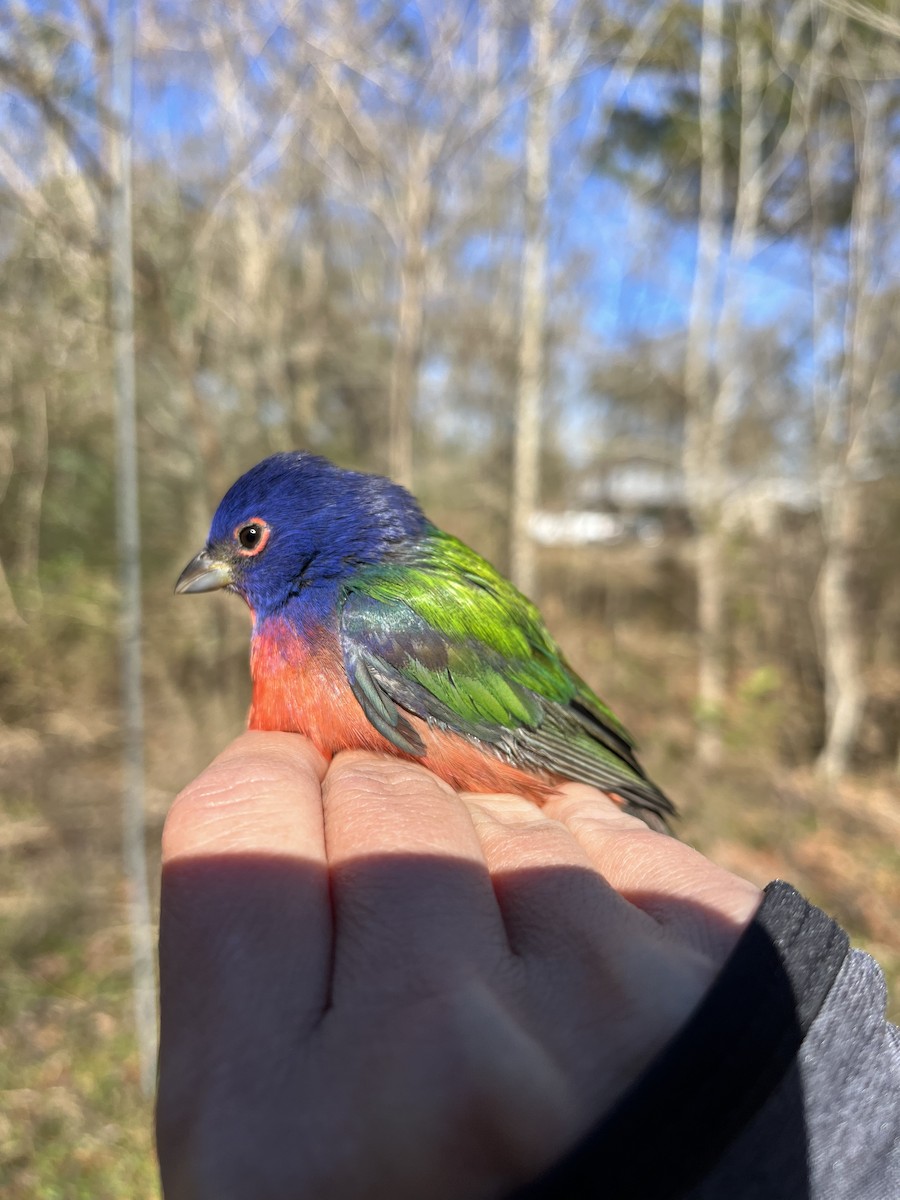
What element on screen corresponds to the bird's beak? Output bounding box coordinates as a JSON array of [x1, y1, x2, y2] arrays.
[[174, 549, 234, 595]]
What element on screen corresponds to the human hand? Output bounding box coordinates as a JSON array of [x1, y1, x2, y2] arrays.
[[156, 732, 761, 1200]]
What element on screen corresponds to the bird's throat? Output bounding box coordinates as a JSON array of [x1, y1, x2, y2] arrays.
[[248, 617, 384, 759]]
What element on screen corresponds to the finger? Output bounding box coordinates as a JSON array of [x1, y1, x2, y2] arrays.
[[542, 784, 762, 959], [453, 791, 723, 1143], [322, 752, 508, 996], [158, 732, 332, 1125], [162, 730, 327, 863], [461, 791, 649, 960]]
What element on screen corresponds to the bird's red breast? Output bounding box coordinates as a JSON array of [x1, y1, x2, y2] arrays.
[[247, 616, 558, 802]]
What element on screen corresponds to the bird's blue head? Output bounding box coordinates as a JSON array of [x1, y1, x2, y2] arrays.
[[175, 452, 428, 624]]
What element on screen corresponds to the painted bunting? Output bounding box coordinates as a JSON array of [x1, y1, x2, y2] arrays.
[[175, 452, 674, 831]]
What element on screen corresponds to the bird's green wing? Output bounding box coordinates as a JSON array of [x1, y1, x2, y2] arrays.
[[339, 529, 673, 826]]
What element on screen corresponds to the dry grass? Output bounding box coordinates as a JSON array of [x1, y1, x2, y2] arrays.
[[0, 778, 160, 1197]]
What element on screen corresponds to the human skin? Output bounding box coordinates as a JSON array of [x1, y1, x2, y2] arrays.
[[156, 731, 761, 1200]]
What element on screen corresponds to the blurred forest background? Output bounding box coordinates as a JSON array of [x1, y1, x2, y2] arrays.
[[2, 0, 900, 1193]]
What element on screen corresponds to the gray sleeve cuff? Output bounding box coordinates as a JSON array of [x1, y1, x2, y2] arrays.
[[696, 945, 900, 1199]]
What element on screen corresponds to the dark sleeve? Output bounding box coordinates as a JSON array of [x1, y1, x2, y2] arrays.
[[508, 881, 900, 1200]]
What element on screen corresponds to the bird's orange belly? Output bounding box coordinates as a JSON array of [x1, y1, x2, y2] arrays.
[[247, 619, 557, 803]]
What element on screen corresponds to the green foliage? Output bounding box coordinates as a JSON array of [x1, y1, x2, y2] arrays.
[[740, 663, 781, 702], [728, 664, 785, 755]]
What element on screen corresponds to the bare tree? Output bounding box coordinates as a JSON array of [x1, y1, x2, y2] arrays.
[[0, 0, 109, 624], [680, 0, 824, 765], [110, 0, 157, 1094], [682, 0, 728, 765], [302, 3, 528, 487], [387, 133, 437, 487], [510, 0, 552, 597], [810, 43, 893, 780]]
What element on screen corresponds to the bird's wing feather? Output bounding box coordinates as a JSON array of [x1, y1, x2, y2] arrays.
[[338, 531, 673, 822], [345, 648, 427, 756]]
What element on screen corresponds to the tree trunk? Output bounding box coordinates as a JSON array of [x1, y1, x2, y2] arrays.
[[683, 0, 726, 765], [8, 383, 48, 618], [511, 0, 552, 600], [814, 77, 888, 781], [388, 149, 433, 490], [817, 483, 865, 780], [694, 520, 728, 763], [0, 414, 26, 628], [109, 0, 157, 1097], [290, 204, 327, 447]]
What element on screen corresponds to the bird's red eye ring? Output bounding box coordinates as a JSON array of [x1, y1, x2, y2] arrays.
[[235, 518, 270, 556]]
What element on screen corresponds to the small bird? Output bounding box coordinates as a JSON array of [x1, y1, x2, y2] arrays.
[[175, 452, 674, 831]]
